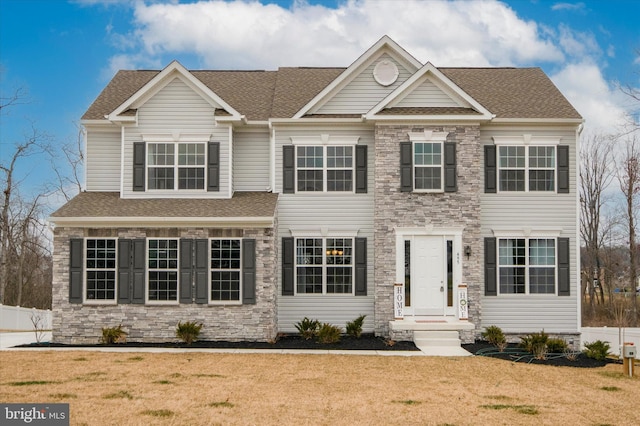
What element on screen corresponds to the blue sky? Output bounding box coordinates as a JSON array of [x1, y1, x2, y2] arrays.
[[1, 0, 639, 208]]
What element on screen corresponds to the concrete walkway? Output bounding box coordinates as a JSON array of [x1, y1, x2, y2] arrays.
[[0, 332, 472, 356]]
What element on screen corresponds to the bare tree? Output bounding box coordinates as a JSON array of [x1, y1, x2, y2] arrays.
[[0, 88, 51, 307], [51, 125, 84, 201], [580, 134, 615, 312], [616, 137, 640, 325]]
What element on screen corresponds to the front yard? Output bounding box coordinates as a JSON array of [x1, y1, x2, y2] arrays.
[[0, 351, 638, 425]]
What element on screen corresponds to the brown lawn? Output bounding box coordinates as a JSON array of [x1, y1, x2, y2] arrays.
[[0, 351, 638, 426]]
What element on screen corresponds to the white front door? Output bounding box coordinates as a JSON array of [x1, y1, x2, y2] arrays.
[[412, 236, 445, 315]]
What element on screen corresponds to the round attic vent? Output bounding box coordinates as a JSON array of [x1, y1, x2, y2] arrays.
[[373, 60, 399, 86]]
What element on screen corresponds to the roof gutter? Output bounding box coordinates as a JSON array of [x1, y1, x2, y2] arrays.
[[49, 216, 275, 229]]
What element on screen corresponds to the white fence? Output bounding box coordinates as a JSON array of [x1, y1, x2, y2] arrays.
[[581, 327, 640, 358], [0, 304, 52, 331]]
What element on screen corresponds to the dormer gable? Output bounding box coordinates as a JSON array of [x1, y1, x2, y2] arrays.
[[365, 62, 494, 121], [293, 35, 422, 118], [108, 60, 243, 122]]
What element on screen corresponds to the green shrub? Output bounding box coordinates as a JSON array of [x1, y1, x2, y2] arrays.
[[583, 340, 611, 361], [346, 314, 366, 338], [295, 317, 320, 340], [316, 323, 341, 344], [481, 325, 507, 351], [101, 325, 127, 344], [519, 331, 548, 359], [546, 338, 568, 353], [175, 321, 203, 344]]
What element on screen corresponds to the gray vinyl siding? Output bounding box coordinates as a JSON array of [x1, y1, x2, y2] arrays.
[[121, 77, 231, 198], [275, 124, 375, 332], [233, 129, 270, 191], [316, 53, 413, 114], [395, 78, 461, 108], [85, 126, 121, 191], [480, 125, 579, 333]]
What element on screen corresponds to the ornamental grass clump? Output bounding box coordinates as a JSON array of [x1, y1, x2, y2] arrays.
[[346, 314, 366, 339], [176, 321, 203, 345], [583, 340, 611, 361], [519, 331, 549, 360], [101, 325, 128, 344], [294, 317, 320, 340], [481, 325, 507, 352], [316, 323, 341, 344]]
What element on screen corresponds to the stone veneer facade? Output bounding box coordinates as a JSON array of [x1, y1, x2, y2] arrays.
[[373, 124, 483, 343], [52, 225, 278, 344]]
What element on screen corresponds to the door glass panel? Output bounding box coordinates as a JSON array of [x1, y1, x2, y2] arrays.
[[447, 240, 453, 307], [404, 240, 411, 307]]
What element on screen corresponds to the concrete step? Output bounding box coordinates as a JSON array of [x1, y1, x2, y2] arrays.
[[412, 330, 471, 356]]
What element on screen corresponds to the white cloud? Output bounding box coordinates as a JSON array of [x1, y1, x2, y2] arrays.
[[551, 2, 586, 12], [112, 0, 563, 69], [551, 61, 628, 133], [97, 0, 632, 137]]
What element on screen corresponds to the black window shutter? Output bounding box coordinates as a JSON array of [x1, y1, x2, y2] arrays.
[[208, 142, 220, 192], [558, 237, 570, 296], [133, 142, 145, 192], [355, 237, 367, 296], [484, 145, 497, 193], [283, 145, 295, 194], [444, 142, 457, 192], [242, 239, 257, 304], [557, 145, 570, 193], [400, 141, 413, 192], [355, 145, 368, 193], [282, 237, 294, 295], [179, 239, 193, 303], [195, 239, 209, 303], [117, 239, 132, 304], [69, 239, 83, 304], [484, 237, 497, 296], [131, 239, 146, 304]]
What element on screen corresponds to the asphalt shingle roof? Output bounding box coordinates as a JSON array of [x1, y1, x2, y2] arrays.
[[82, 64, 580, 121], [50, 191, 278, 219]]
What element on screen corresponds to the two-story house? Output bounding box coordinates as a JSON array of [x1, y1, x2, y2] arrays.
[[50, 36, 582, 349]]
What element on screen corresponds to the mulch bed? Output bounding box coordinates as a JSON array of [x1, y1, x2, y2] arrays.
[[18, 333, 420, 351], [461, 340, 619, 368]]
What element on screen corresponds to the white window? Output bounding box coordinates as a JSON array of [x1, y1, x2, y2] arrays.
[[295, 238, 353, 294], [498, 238, 556, 294], [296, 146, 353, 192], [148, 239, 179, 302], [85, 238, 117, 301], [414, 142, 443, 191], [498, 146, 555, 192], [147, 143, 206, 190], [210, 239, 242, 302]]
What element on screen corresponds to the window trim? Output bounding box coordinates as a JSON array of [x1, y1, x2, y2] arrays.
[[408, 131, 448, 193], [290, 135, 359, 194], [146, 238, 180, 305], [412, 140, 444, 192], [144, 141, 208, 192], [493, 135, 561, 194], [294, 237, 355, 296], [208, 238, 243, 305], [83, 237, 118, 305], [496, 236, 558, 296]]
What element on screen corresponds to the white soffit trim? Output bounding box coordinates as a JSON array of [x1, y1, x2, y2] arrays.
[[491, 227, 564, 237], [289, 226, 360, 237], [108, 60, 242, 121], [492, 135, 562, 145], [292, 35, 422, 119], [290, 135, 360, 145], [49, 216, 275, 228], [365, 62, 494, 120]]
